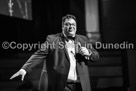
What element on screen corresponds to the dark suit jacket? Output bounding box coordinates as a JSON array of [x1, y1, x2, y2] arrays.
[[22, 33, 99, 91]]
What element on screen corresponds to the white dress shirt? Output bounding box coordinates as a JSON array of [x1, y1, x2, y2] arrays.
[[65, 40, 77, 81]]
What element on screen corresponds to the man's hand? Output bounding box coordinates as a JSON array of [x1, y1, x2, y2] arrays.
[[10, 69, 26, 81], [79, 47, 92, 56]]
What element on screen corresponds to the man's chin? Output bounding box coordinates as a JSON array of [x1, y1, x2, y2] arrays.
[[68, 33, 75, 37]]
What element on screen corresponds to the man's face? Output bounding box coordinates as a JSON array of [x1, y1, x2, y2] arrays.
[[63, 18, 77, 37]]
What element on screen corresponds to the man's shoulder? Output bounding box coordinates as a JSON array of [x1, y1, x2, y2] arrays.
[[46, 33, 61, 42], [76, 34, 86, 38], [76, 34, 88, 40], [47, 33, 60, 38]]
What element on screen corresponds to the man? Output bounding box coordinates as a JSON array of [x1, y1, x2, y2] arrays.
[[10, 14, 99, 91]]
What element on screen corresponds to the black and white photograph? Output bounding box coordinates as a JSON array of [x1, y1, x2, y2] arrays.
[[0, 0, 136, 91]]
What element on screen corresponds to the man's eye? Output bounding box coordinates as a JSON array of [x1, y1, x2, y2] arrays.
[[64, 23, 76, 26], [65, 23, 70, 26], [71, 24, 75, 26]]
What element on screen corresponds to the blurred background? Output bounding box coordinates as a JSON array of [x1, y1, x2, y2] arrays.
[[0, 0, 136, 91]]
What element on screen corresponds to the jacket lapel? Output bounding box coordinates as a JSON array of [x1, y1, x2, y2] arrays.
[[64, 45, 70, 63], [60, 33, 70, 63], [74, 35, 81, 54]]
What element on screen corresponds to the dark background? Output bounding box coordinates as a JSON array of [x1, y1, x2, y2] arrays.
[[0, 0, 136, 91]]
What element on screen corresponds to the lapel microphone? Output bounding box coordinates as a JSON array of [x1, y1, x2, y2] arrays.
[[71, 50, 76, 54]]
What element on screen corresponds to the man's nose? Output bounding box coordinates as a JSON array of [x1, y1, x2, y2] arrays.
[[69, 26, 72, 29]]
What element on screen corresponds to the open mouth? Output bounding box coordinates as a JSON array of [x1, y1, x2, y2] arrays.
[[68, 29, 74, 32]]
